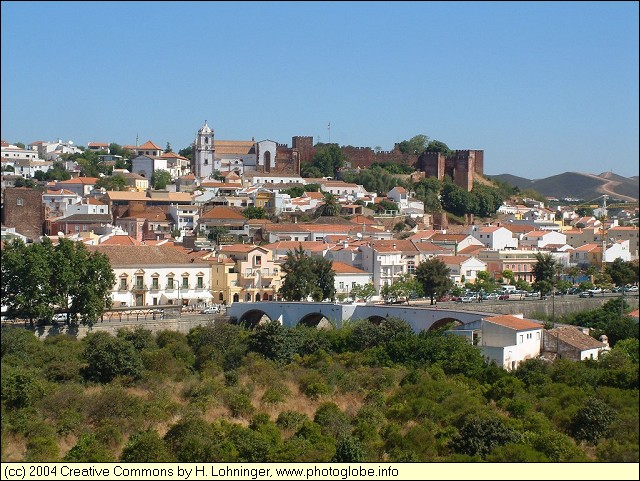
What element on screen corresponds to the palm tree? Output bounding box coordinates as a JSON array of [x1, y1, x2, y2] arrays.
[[321, 193, 341, 216]]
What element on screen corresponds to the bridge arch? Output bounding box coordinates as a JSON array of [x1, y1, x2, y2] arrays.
[[366, 315, 386, 325], [429, 317, 463, 331], [297, 312, 334, 329], [236, 309, 273, 329]]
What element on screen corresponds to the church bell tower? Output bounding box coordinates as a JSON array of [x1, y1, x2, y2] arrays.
[[194, 121, 215, 180]]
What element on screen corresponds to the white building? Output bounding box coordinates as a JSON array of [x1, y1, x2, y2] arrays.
[[450, 314, 543, 371], [131, 155, 169, 180], [332, 261, 373, 299], [436, 255, 487, 285], [519, 230, 567, 249], [89, 245, 213, 308], [471, 226, 518, 250]]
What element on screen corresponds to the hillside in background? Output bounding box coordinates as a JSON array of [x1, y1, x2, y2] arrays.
[[487, 171, 639, 202]]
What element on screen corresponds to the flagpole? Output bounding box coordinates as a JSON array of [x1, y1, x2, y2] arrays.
[[328, 122, 331, 144]]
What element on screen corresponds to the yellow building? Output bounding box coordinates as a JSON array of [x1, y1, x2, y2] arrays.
[[210, 244, 283, 304]]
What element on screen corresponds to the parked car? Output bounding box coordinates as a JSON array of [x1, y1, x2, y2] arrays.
[[436, 295, 452, 302], [579, 291, 593, 298], [567, 287, 581, 295], [588, 288, 603, 295], [202, 305, 220, 314], [624, 285, 638, 292], [498, 294, 510, 300]]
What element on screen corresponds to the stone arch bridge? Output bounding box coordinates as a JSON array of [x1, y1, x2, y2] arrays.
[[226, 302, 494, 332]]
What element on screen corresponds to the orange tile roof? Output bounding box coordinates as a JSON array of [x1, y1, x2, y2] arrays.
[[331, 261, 368, 274], [100, 235, 142, 246], [219, 244, 267, 253], [200, 206, 245, 220], [458, 244, 485, 255], [159, 151, 188, 160], [263, 241, 328, 252], [137, 140, 162, 150], [573, 244, 601, 252], [88, 245, 209, 266], [483, 315, 542, 331], [368, 240, 417, 253], [436, 255, 478, 264], [58, 177, 99, 185]]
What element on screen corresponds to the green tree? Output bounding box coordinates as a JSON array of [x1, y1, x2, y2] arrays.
[[243, 206, 266, 219], [415, 258, 454, 305], [63, 434, 115, 462], [208, 226, 230, 244], [570, 398, 616, 445], [502, 269, 515, 285], [280, 245, 335, 301], [320, 193, 341, 217], [389, 273, 424, 305], [398, 134, 429, 155], [178, 145, 193, 161], [120, 430, 175, 462], [333, 435, 366, 462], [425, 139, 453, 155], [69, 245, 115, 326], [282, 186, 305, 198], [309, 144, 346, 178], [151, 169, 171, 189], [350, 283, 376, 302], [532, 252, 558, 297], [605, 258, 637, 287], [83, 332, 143, 383], [449, 416, 520, 458], [96, 174, 127, 191]]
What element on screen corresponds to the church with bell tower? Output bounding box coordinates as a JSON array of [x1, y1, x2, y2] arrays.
[[193, 121, 215, 180]]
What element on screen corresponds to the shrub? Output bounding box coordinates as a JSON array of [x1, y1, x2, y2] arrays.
[[120, 429, 175, 462]]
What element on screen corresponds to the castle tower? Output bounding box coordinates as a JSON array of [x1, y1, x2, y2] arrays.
[[193, 121, 215, 180]]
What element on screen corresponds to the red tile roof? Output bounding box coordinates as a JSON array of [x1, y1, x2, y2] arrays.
[[137, 140, 162, 150], [483, 315, 542, 331], [200, 206, 245, 220], [331, 261, 368, 274]]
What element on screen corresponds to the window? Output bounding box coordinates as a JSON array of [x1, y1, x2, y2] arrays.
[[182, 277, 189, 289], [197, 276, 203, 289], [246, 268, 252, 277], [136, 276, 144, 289], [255, 255, 262, 266], [519, 335, 523, 343], [339, 282, 344, 289], [120, 278, 127, 290], [151, 278, 159, 290], [167, 277, 174, 289]]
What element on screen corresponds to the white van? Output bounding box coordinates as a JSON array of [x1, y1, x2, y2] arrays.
[[500, 285, 517, 293]]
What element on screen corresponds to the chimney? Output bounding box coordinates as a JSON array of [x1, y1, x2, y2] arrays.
[[393, 243, 396, 249]]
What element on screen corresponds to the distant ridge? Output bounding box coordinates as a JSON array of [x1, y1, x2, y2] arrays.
[[487, 171, 639, 202]]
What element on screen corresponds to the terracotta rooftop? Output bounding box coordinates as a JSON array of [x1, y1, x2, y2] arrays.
[[331, 261, 368, 274], [88, 245, 209, 267], [483, 315, 543, 331], [200, 206, 246, 220], [100, 235, 142, 246], [547, 326, 607, 351], [58, 177, 99, 185], [137, 140, 162, 150]]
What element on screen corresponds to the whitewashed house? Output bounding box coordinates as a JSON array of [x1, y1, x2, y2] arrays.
[[89, 245, 213, 308], [449, 314, 543, 371], [332, 261, 373, 299], [471, 226, 518, 250]]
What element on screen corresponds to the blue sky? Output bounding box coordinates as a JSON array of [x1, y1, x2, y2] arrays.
[[2, 1, 638, 179]]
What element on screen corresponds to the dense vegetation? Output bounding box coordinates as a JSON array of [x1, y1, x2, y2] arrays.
[[2, 315, 637, 463]]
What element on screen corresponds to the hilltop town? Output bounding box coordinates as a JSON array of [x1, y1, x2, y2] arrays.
[[1, 122, 638, 311]]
